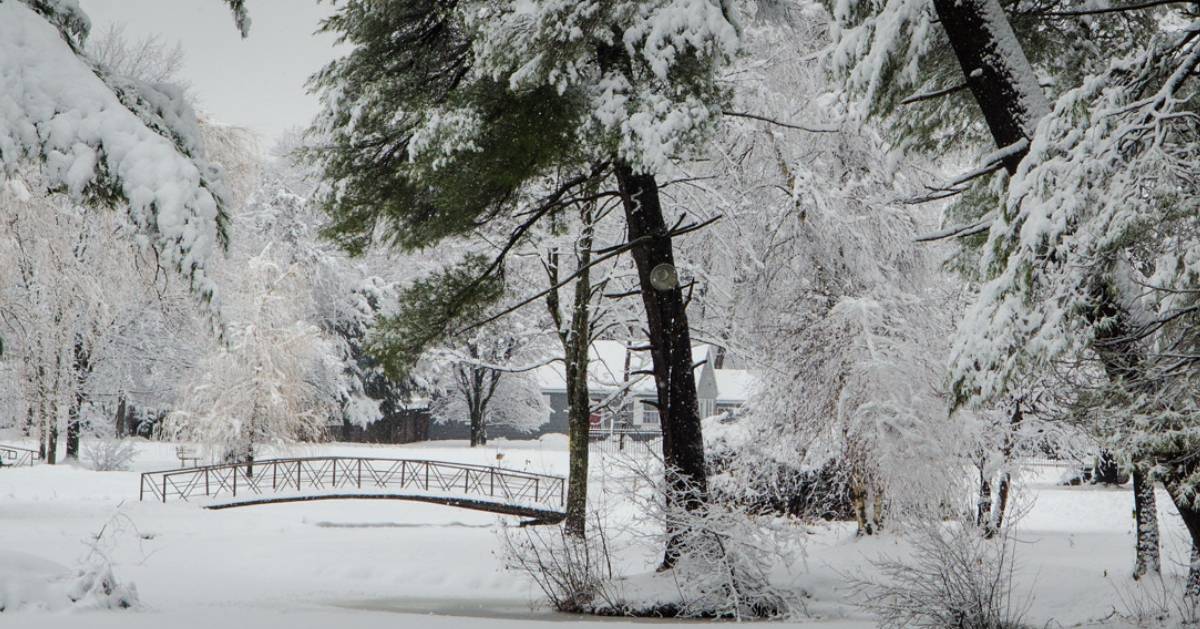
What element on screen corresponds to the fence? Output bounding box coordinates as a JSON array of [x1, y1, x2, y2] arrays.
[[588, 428, 662, 457]]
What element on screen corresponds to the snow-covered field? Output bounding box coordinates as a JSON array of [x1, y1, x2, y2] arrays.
[[0, 438, 1193, 628]]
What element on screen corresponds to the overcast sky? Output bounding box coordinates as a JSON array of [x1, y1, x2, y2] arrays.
[[80, 0, 340, 148]]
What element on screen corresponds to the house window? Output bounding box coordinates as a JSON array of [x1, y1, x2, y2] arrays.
[[640, 402, 660, 426]]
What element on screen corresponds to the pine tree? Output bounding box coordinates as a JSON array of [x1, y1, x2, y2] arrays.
[[308, 0, 741, 566], [827, 0, 1196, 581]]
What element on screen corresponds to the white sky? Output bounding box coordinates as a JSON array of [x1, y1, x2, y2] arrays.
[[80, 0, 340, 148]]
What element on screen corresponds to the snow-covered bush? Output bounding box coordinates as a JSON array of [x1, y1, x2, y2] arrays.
[[1111, 573, 1200, 627], [81, 439, 138, 472], [0, 552, 138, 613], [500, 521, 620, 614], [858, 520, 1029, 629], [651, 494, 795, 619], [620, 458, 796, 619]]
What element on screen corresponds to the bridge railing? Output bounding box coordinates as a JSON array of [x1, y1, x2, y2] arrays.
[[0, 444, 40, 467], [139, 456, 565, 511]]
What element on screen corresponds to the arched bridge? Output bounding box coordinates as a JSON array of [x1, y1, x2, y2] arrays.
[[139, 456, 566, 523]]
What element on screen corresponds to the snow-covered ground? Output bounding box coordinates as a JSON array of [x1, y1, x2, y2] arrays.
[[0, 439, 1193, 627]]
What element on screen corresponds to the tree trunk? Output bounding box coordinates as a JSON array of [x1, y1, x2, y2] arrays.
[[44, 404, 58, 465], [1166, 481, 1200, 594], [614, 163, 708, 569], [931, 0, 1048, 175], [988, 403, 1023, 537], [114, 395, 127, 438], [65, 409, 80, 461], [976, 473, 993, 530], [469, 404, 487, 447], [1132, 465, 1161, 579], [552, 208, 596, 539], [564, 338, 591, 537]]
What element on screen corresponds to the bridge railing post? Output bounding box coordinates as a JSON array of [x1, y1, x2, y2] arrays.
[[205, 468, 210, 496], [272, 462, 277, 490], [534, 477, 539, 503], [233, 467, 237, 497], [357, 459, 362, 489], [162, 475, 167, 503]]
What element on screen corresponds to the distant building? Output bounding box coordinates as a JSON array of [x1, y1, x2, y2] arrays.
[[537, 341, 754, 436]]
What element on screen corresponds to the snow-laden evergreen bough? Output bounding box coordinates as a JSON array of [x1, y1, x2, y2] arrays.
[[0, 0, 251, 300], [952, 25, 1200, 506]]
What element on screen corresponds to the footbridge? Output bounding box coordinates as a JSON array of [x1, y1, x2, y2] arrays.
[[0, 444, 40, 466], [139, 456, 566, 523]]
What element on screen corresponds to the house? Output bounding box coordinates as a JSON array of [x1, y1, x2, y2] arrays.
[[536, 341, 754, 435]]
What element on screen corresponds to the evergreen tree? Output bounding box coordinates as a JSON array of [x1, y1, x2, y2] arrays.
[[308, 0, 741, 566], [828, 0, 1196, 580]]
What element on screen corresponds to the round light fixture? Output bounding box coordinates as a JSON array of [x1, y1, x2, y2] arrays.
[[649, 263, 679, 291]]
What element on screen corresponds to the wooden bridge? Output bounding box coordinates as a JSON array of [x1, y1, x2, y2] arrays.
[[139, 456, 567, 523], [0, 444, 40, 466]]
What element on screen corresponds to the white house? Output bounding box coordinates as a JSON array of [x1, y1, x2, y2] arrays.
[[535, 340, 753, 433]]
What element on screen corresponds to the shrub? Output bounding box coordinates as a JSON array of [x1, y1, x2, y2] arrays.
[[857, 520, 1030, 629], [82, 439, 138, 472]]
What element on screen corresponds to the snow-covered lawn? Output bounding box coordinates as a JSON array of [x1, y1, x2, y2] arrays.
[[0, 439, 1192, 627]]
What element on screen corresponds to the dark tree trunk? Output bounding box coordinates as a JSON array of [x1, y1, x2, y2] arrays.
[[469, 403, 487, 447], [1132, 465, 1161, 579], [65, 338, 90, 461], [44, 404, 58, 465], [65, 410, 80, 461], [931, 0, 1047, 174], [114, 395, 127, 438], [976, 474, 993, 530], [614, 163, 708, 569]]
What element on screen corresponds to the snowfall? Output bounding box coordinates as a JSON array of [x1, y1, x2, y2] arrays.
[[0, 436, 1193, 628]]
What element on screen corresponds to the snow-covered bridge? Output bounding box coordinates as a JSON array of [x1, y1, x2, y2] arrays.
[[0, 444, 40, 466], [139, 457, 567, 523]]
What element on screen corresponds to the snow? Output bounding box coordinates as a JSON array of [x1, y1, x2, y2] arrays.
[[712, 368, 755, 404], [0, 1, 224, 296], [0, 438, 1194, 627]]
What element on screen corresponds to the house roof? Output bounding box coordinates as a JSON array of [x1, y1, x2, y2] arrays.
[[713, 369, 755, 404], [536, 341, 751, 404], [535, 340, 658, 396]]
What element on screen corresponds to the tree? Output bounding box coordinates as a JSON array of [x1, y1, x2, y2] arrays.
[[422, 316, 551, 448], [309, 0, 742, 567], [543, 204, 601, 537], [165, 184, 340, 467], [826, 0, 1191, 579], [0, 0, 252, 297]]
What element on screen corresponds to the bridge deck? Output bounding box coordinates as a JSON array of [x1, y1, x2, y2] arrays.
[[139, 456, 567, 522]]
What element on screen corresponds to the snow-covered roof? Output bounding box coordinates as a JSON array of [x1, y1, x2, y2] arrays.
[[536, 341, 742, 401], [713, 369, 755, 404], [536, 340, 656, 396]]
